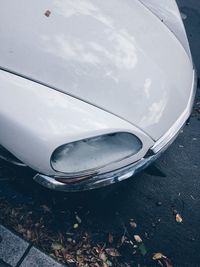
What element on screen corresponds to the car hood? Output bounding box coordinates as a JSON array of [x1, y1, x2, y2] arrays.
[[0, 0, 194, 140]]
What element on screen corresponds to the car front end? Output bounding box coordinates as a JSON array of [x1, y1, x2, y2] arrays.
[[0, 0, 197, 191], [34, 68, 197, 191]]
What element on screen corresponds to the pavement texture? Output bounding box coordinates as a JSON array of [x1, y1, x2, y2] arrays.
[[20, 247, 64, 267], [0, 226, 64, 267], [0, 0, 200, 267], [0, 225, 29, 266]]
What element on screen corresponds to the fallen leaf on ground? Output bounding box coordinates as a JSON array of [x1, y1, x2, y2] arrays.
[[63, 251, 76, 263], [99, 252, 107, 262], [121, 235, 126, 244], [73, 223, 79, 229], [153, 253, 173, 267], [51, 242, 64, 251], [134, 235, 142, 243], [153, 253, 167, 260], [26, 230, 32, 240], [105, 248, 120, 257], [175, 213, 183, 223], [130, 222, 137, 229]]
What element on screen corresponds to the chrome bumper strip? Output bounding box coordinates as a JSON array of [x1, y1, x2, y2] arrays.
[[33, 70, 197, 192], [33, 152, 160, 192]]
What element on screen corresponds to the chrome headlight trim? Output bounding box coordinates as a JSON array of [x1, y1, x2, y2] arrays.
[[50, 132, 143, 177]]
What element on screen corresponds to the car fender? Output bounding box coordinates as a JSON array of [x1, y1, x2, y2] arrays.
[[0, 70, 154, 175]]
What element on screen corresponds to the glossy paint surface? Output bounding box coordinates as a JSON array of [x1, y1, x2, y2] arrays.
[[0, 71, 154, 175], [0, 0, 194, 140], [139, 0, 191, 58]]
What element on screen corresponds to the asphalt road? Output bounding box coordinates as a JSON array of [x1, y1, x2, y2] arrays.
[[0, 1, 200, 267]]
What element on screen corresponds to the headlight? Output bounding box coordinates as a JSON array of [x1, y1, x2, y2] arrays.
[[51, 132, 142, 177]]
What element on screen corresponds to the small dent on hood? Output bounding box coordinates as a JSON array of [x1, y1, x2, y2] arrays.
[[44, 10, 51, 17]]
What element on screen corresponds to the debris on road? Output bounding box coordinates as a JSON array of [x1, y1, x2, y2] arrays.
[[75, 215, 82, 224], [133, 235, 142, 243], [153, 252, 173, 267], [130, 221, 137, 229], [175, 213, 183, 223], [105, 248, 120, 257], [73, 223, 79, 229]]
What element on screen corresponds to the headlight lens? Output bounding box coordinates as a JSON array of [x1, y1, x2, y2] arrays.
[[51, 132, 142, 176]]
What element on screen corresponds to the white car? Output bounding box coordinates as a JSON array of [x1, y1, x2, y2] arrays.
[[0, 0, 197, 191]]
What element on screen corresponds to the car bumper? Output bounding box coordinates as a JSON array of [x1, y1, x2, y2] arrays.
[[33, 69, 197, 192]]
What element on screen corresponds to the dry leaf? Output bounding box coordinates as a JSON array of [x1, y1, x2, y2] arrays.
[[99, 252, 107, 262], [73, 223, 79, 229], [63, 251, 76, 263], [134, 235, 142, 243], [121, 235, 126, 244], [130, 222, 137, 229], [26, 230, 32, 240], [105, 248, 120, 257], [51, 242, 63, 251], [176, 213, 183, 223], [153, 253, 167, 260], [153, 253, 173, 267]]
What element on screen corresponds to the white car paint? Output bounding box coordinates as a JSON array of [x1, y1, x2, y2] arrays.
[[139, 0, 191, 58], [0, 70, 154, 175], [0, 0, 196, 190], [0, 0, 194, 141]]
